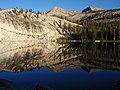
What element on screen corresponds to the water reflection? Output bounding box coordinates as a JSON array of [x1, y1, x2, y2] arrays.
[[0, 42, 120, 90], [0, 79, 32, 90], [0, 43, 120, 71], [0, 42, 120, 72]]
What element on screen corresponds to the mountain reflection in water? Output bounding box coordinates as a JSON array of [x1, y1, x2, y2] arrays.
[[0, 41, 120, 90]]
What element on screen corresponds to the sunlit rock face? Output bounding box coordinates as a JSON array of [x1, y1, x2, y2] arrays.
[[45, 6, 81, 17], [0, 9, 80, 42], [0, 9, 58, 42]]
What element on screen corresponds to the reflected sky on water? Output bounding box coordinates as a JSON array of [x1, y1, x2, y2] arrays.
[[0, 42, 120, 90]]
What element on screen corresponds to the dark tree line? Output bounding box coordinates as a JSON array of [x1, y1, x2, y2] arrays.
[[62, 20, 120, 41]]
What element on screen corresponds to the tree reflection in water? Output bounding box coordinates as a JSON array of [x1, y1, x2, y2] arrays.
[[0, 42, 120, 90]]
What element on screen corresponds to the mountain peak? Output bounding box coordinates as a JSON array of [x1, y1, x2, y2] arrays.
[[82, 6, 103, 13], [52, 6, 64, 10], [48, 6, 65, 12], [45, 6, 65, 15]]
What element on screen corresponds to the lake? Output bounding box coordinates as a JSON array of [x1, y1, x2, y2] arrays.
[[0, 41, 120, 90]]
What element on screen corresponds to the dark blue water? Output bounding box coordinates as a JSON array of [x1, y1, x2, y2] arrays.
[[0, 68, 120, 90], [0, 42, 120, 90]]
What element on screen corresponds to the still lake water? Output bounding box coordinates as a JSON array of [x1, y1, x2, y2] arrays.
[[0, 42, 120, 90]]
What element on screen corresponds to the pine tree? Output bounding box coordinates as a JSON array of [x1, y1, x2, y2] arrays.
[[19, 8, 23, 14], [25, 9, 28, 14], [37, 11, 40, 18], [29, 9, 32, 12]]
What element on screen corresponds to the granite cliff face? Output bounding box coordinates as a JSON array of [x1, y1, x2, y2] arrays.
[[0, 8, 79, 42]]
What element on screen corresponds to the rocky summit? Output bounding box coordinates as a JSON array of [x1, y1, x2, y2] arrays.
[[45, 6, 80, 17], [82, 6, 103, 13]]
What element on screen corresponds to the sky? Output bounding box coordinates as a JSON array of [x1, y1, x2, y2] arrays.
[[0, 0, 120, 12]]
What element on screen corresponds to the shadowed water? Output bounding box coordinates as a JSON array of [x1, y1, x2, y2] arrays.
[[0, 41, 120, 90]]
